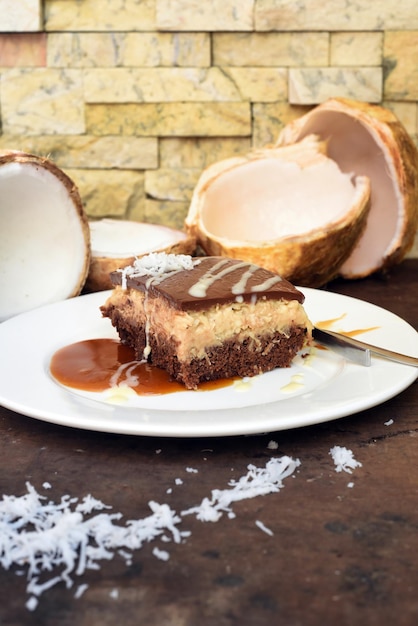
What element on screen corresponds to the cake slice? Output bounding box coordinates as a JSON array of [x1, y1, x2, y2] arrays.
[[101, 253, 312, 390]]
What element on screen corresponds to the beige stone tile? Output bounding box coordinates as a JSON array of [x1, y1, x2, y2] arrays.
[[44, 0, 155, 31], [159, 137, 251, 168], [252, 102, 312, 147], [64, 169, 146, 219], [122, 33, 210, 67], [255, 0, 418, 30], [47, 33, 123, 68], [47, 32, 210, 68], [85, 102, 252, 137], [406, 233, 418, 258], [213, 32, 328, 66], [0, 0, 42, 32], [83, 67, 241, 103], [330, 32, 383, 66], [0, 34, 46, 67], [384, 31, 418, 100], [289, 67, 382, 104], [223, 67, 287, 102], [0, 68, 84, 134], [156, 0, 254, 31], [145, 168, 200, 202], [382, 101, 418, 138], [143, 199, 189, 230], [0, 135, 158, 169]]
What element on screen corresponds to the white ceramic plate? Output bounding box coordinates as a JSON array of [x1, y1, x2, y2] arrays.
[[0, 289, 416, 437]]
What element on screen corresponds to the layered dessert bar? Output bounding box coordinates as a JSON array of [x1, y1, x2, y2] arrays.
[[101, 253, 312, 389]]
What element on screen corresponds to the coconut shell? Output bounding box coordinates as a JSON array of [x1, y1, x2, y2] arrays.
[[277, 98, 418, 279], [0, 150, 90, 320], [185, 135, 371, 287], [86, 220, 196, 291]]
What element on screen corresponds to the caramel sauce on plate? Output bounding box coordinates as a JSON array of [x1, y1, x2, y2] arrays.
[[50, 338, 234, 396], [315, 314, 379, 337]]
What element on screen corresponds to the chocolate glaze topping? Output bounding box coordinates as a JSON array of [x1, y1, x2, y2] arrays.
[[110, 255, 305, 311]]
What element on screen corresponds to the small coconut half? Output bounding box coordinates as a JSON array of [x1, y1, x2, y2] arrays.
[[0, 151, 90, 322], [86, 219, 196, 291], [185, 135, 371, 287], [278, 98, 418, 279]]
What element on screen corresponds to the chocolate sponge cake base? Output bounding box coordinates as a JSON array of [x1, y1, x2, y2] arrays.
[[103, 304, 308, 389]]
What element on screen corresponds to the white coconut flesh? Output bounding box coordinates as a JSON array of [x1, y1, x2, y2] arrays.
[[89, 219, 191, 258], [0, 159, 89, 321], [199, 156, 362, 243], [86, 219, 196, 291], [286, 112, 398, 274]]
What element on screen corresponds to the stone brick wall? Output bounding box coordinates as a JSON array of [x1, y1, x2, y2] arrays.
[[0, 0, 417, 255]]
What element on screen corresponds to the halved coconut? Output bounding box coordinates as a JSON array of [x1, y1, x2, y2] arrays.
[[86, 218, 196, 291], [0, 151, 90, 322], [185, 135, 371, 287], [278, 98, 418, 279]]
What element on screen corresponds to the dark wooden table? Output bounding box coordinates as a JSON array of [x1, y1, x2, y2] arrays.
[[1, 260, 417, 626]]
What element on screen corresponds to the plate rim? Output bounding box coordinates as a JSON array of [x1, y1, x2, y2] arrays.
[[0, 288, 417, 437]]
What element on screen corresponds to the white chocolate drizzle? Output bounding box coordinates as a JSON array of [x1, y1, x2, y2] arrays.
[[188, 259, 243, 298], [188, 260, 282, 299], [118, 253, 199, 359]]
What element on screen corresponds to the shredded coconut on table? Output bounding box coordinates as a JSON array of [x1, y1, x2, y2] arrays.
[[0, 483, 184, 610], [267, 440, 279, 450], [330, 445, 362, 474], [181, 456, 300, 522], [255, 520, 274, 536], [0, 456, 299, 610], [152, 547, 170, 561]]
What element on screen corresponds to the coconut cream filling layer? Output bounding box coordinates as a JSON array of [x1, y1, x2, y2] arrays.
[[104, 286, 312, 362]]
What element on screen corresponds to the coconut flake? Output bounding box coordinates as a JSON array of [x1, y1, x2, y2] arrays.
[[152, 547, 170, 561], [330, 446, 362, 474], [255, 520, 274, 536], [119, 252, 196, 289], [0, 484, 182, 606], [267, 440, 279, 450], [2, 456, 299, 609], [74, 583, 89, 599], [181, 456, 300, 522]]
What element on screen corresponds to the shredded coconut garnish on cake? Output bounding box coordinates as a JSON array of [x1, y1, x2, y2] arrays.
[[118, 252, 195, 289], [330, 446, 362, 474], [1, 456, 299, 610]]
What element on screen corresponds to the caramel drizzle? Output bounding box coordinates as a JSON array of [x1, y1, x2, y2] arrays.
[[315, 313, 380, 337]]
